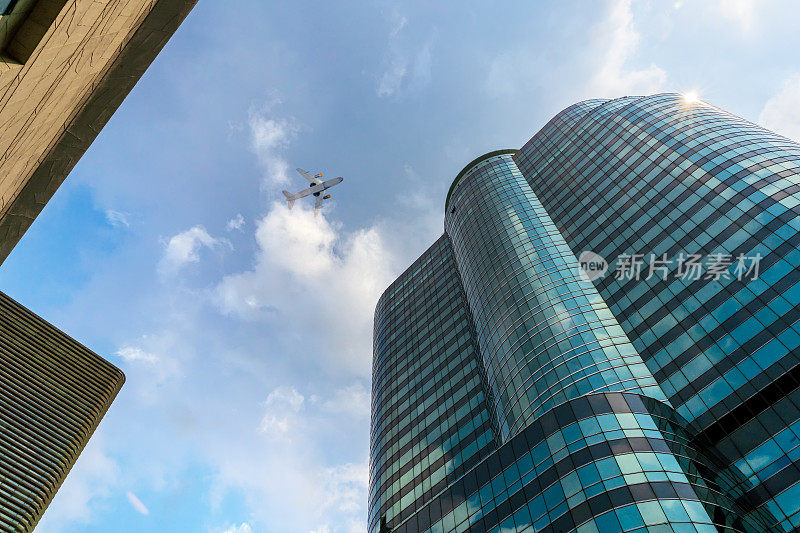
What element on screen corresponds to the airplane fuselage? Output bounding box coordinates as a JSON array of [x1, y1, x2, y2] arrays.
[[291, 177, 343, 199], [282, 172, 344, 213]]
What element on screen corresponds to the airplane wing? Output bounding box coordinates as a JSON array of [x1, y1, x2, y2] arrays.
[[322, 177, 344, 189], [297, 168, 319, 184], [314, 194, 324, 212]]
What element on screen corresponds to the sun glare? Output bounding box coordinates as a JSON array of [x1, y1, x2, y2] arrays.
[[683, 91, 700, 104]]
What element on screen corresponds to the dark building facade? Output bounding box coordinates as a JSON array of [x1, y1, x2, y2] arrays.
[[370, 93, 800, 533]]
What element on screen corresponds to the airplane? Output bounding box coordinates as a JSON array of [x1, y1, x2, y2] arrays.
[[282, 168, 344, 214]]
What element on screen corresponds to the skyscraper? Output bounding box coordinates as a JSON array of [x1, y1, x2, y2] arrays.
[[0, 0, 196, 528], [0, 291, 124, 531], [370, 93, 800, 533]]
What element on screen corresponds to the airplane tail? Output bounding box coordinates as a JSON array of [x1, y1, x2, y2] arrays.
[[282, 190, 295, 210]]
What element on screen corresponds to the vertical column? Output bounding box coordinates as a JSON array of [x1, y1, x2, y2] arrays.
[[445, 152, 667, 442]]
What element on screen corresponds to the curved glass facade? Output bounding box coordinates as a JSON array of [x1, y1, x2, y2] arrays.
[[444, 152, 665, 441], [370, 93, 800, 533], [516, 93, 800, 530], [370, 237, 497, 531], [388, 393, 766, 533]]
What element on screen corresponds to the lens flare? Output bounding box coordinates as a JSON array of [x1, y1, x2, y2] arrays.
[[683, 91, 700, 104]]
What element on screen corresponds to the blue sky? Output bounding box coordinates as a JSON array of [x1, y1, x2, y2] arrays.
[[4, 1, 800, 532]]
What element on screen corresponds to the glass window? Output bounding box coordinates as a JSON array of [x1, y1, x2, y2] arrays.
[[637, 501, 668, 526], [775, 481, 800, 517], [593, 510, 622, 531], [615, 504, 645, 530]]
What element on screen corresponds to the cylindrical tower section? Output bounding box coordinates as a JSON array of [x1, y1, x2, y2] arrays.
[[444, 151, 667, 442]]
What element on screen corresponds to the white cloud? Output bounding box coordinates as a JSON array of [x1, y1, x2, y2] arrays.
[[194, 381, 370, 528], [227, 213, 246, 232], [377, 10, 433, 98], [485, 0, 665, 102], [266, 386, 305, 410], [320, 383, 371, 420], [377, 60, 407, 98], [320, 459, 369, 515], [759, 74, 800, 143], [187, 121, 413, 529], [126, 491, 150, 515], [411, 44, 433, 91], [248, 107, 298, 185], [377, 11, 408, 97], [588, 0, 666, 97], [203, 381, 371, 531], [389, 10, 407, 38], [116, 346, 159, 365], [260, 386, 305, 438], [105, 209, 130, 228], [222, 524, 252, 533], [50, 100, 420, 532], [160, 225, 226, 275], [216, 202, 397, 375], [113, 331, 187, 405]]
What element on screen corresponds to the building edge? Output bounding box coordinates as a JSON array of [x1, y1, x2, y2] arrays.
[[444, 149, 518, 212], [0, 289, 125, 530], [0, 0, 200, 265]]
